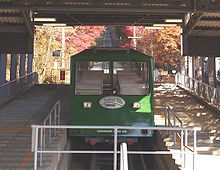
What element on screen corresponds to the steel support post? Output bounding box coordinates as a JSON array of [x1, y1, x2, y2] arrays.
[[20, 54, 26, 77], [208, 57, 216, 87], [199, 57, 205, 83], [10, 54, 18, 81], [0, 54, 7, 85], [27, 54, 33, 74]]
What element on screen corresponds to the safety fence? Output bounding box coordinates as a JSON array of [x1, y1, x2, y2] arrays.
[[164, 104, 183, 145], [175, 73, 220, 106], [0, 72, 38, 103], [31, 125, 201, 170], [37, 100, 61, 166]]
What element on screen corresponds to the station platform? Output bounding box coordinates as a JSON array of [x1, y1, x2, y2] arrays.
[[0, 85, 69, 170], [154, 83, 220, 170], [0, 83, 220, 169]]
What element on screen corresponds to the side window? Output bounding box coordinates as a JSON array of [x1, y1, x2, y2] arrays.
[[75, 61, 110, 95], [113, 61, 149, 95]]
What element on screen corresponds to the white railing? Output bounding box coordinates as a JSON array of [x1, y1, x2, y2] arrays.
[[176, 73, 220, 106], [36, 100, 61, 166], [120, 143, 128, 170], [164, 104, 183, 144], [31, 125, 201, 170], [0, 72, 38, 103]]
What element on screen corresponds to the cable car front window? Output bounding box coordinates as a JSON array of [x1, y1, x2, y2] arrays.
[[75, 61, 110, 95], [113, 61, 149, 95]]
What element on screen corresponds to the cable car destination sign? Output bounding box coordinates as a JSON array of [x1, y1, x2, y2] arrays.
[[99, 96, 125, 109]]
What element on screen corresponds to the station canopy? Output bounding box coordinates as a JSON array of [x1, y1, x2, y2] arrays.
[[1, 0, 220, 38]]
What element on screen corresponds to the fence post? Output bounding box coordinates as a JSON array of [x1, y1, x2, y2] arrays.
[[193, 130, 197, 170], [164, 105, 167, 127], [114, 128, 118, 170], [181, 130, 184, 161], [120, 143, 128, 170], [168, 109, 171, 136], [58, 102, 61, 125], [174, 117, 176, 144], [40, 128, 43, 166], [49, 115, 52, 143], [34, 127, 39, 170], [184, 130, 188, 168], [54, 107, 57, 136]]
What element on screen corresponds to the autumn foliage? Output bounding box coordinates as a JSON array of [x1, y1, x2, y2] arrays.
[[34, 25, 181, 83], [120, 26, 181, 70], [34, 26, 105, 83]]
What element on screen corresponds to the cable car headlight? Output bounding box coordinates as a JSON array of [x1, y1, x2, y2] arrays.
[[83, 102, 92, 108], [133, 102, 142, 109]]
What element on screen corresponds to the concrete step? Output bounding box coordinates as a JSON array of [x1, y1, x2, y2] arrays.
[[0, 133, 31, 137], [0, 136, 31, 141], [0, 154, 52, 162], [0, 162, 50, 170]]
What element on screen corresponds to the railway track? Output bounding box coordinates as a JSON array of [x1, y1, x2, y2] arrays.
[[70, 137, 157, 170]]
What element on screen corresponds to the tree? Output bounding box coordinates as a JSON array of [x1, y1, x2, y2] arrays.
[[120, 26, 181, 71], [34, 26, 105, 83]]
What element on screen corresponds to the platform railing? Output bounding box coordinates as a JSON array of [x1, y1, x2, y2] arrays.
[[0, 72, 38, 103], [37, 100, 61, 166], [175, 73, 220, 106], [164, 104, 183, 144], [31, 125, 201, 170]]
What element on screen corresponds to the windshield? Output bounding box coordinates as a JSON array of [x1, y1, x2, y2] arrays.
[[74, 61, 149, 96], [113, 61, 149, 95]]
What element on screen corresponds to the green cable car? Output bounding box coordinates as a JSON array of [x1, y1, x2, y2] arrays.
[[70, 48, 154, 143]]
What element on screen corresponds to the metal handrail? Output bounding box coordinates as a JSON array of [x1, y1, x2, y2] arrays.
[[0, 72, 38, 103], [0, 72, 37, 88], [38, 100, 61, 166], [165, 104, 182, 124], [175, 73, 220, 106], [31, 125, 201, 170], [164, 104, 183, 144]]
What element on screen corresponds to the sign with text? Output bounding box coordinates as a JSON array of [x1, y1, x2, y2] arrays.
[[60, 70, 65, 80], [52, 50, 61, 57]]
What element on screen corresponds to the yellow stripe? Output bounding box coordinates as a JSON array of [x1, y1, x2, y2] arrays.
[[0, 127, 31, 131], [154, 106, 165, 119]]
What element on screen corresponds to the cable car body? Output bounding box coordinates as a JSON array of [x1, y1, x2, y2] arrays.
[[69, 48, 154, 140]]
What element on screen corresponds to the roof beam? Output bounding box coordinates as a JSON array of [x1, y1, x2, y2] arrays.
[[22, 10, 34, 40], [0, 25, 26, 33], [183, 13, 203, 40]]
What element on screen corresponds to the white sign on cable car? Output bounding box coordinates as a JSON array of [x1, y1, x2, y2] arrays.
[[99, 96, 125, 109]]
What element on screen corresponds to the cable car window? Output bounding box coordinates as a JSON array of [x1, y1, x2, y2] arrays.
[[113, 61, 149, 95], [75, 61, 110, 95]]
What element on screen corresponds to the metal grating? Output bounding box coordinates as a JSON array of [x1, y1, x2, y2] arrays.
[[0, 17, 24, 23], [197, 20, 220, 27]]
